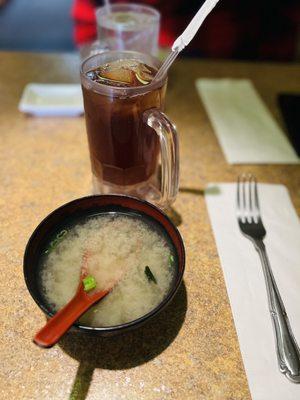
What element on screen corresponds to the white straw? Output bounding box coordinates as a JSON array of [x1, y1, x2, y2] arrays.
[[154, 0, 220, 81], [172, 0, 220, 52]]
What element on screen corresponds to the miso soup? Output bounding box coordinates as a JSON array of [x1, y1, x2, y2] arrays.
[[40, 213, 177, 327]]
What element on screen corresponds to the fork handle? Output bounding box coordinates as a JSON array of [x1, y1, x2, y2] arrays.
[[254, 240, 300, 383]]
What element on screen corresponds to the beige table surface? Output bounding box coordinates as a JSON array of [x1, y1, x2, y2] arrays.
[[0, 51, 299, 400]]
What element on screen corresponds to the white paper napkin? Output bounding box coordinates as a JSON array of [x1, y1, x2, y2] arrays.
[[205, 183, 300, 400], [196, 79, 299, 164]]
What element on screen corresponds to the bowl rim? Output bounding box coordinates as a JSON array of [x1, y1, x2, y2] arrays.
[[23, 194, 185, 333]]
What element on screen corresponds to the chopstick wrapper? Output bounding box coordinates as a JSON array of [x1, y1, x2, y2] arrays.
[[205, 183, 300, 400], [196, 79, 299, 164]]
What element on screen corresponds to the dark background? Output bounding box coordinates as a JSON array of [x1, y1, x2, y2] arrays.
[[0, 0, 299, 61]]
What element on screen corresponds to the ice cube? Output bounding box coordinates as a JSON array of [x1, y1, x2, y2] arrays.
[[98, 59, 141, 85], [100, 67, 134, 85], [86, 71, 98, 81], [86, 59, 156, 87]]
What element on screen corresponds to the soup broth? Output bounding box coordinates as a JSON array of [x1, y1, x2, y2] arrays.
[[40, 213, 176, 327]]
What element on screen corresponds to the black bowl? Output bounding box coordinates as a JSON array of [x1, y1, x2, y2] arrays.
[[24, 195, 185, 336]]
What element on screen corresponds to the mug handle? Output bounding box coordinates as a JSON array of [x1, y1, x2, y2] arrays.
[[143, 109, 179, 208]]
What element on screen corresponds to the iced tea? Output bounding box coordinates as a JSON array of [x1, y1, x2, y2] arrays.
[[82, 58, 166, 189]]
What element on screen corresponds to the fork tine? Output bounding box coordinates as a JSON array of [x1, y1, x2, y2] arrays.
[[237, 175, 241, 211], [237, 175, 245, 220], [237, 174, 247, 221], [242, 174, 247, 219], [243, 173, 260, 223], [253, 175, 260, 211], [243, 174, 253, 222], [248, 174, 253, 214]]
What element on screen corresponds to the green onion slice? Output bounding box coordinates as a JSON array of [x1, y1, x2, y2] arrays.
[[45, 229, 68, 254], [169, 254, 175, 266], [83, 275, 97, 292]]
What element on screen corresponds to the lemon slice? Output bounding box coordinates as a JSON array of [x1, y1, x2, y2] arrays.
[[135, 72, 150, 85]]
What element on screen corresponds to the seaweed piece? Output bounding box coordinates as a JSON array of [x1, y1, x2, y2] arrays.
[[144, 266, 157, 284]]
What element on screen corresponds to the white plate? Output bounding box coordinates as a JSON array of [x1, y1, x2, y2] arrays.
[[18, 83, 84, 117]]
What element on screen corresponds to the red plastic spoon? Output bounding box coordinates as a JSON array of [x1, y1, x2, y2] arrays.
[[34, 252, 111, 348]]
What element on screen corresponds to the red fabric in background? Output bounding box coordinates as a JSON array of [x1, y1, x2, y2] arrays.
[[72, 0, 96, 44], [72, 0, 300, 61], [71, 0, 177, 47]]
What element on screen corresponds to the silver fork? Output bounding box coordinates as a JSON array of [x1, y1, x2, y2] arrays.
[[237, 174, 300, 383]]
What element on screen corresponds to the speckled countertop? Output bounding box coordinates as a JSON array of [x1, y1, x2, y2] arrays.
[[0, 52, 300, 400]]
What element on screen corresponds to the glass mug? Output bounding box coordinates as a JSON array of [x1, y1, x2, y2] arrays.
[[80, 51, 179, 209]]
